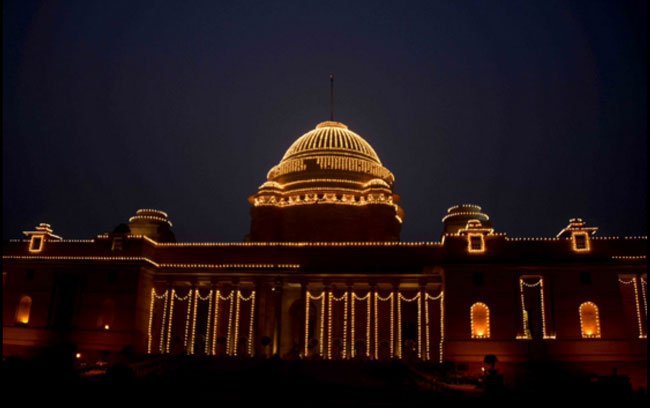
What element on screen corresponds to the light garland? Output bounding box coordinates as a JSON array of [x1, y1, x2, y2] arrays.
[[439, 291, 445, 363], [184, 290, 194, 350], [518, 278, 553, 339], [397, 292, 421, 359], [618, 277, 646, 338], [350, 292, 371, 358], [396, 292, 402, 358], [579, 301, 601, 338], [373, 290, 378, 360], [247, 291, 256, 356], [641, 277, 647, 320], [304, 290, 326, 357], [226, 290, 235, 355], [128, 215, 173, 227], [211, 289, 221, 355], [165, 289, 176, 353], [189, 289, 199, 354], [418, 291, 422, 359], [304, 290, 310, 357], [146, 288, 158, 354], [232, 290, 241, 356], [159, 290, 169, 353], [319, 292, 326, 356], [441, 211, 490, 223], [611, 256, 646, 260], [327, 290, 332, 359], [204, 290, 214, 355], [423, 292, 430, 360]]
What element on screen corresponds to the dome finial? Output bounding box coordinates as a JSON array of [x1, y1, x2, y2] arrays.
[[329, 74, 334, 121]]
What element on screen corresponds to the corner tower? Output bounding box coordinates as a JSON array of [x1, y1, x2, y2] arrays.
[[248, 121, 403, 241]]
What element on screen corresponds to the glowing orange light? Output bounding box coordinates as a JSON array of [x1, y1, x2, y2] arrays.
[[104, 324, 110, 330]]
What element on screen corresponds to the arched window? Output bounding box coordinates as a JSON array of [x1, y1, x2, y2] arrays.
[[15, 295, 32, 324], [579, 302, 601, 338], [470, 302, 490, 338]]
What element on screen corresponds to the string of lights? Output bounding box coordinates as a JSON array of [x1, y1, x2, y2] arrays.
[[165, 289, 176, 353], [618, 277, 646, 338]]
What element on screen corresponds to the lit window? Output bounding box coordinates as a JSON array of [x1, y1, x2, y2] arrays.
[[579, 302, 601, 338], [15, 295, 32, 324], [28, 236, 44, 253], [470, 302, 490, 338], [571, 231, 590, 252], [467, 233, 485, 253]]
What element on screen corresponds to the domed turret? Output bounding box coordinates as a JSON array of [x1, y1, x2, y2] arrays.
[[249, 121, 403, 241], [128, 209, 176, 242], [442, 204, 492, 236]]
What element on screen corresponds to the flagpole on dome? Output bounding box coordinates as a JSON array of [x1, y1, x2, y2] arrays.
[[329, 74, 334, 121]]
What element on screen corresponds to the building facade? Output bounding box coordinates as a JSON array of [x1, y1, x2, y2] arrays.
[[3, 121, 647, 382]]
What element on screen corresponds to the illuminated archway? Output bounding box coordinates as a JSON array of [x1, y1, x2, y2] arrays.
[[470, 302, 490, 338], [579, 302, 601, 338], [15, 295, 32, 324]]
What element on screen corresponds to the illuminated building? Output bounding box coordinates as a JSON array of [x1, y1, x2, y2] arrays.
[[2, 120, 647, 386]]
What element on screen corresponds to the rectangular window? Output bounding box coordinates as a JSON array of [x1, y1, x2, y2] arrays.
[[467, 234, 485, 253], [572, 232, 590, 252], [28, 236, 44, 253]]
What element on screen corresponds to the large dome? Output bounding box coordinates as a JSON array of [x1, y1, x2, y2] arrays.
[[280, 121, 382, 164], [248, 120, 403, 242], [266, 121, 394, 185]]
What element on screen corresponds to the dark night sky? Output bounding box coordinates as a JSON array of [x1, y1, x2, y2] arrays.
[[3, 0, 647, 242]]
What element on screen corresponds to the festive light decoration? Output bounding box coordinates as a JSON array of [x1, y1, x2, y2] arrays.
[[397, 292, 421, 359], [423, 293, 430, 360], [305, 290, 325, 357], [269, 155, 394, 182], [372, 292, 396, 358], [612, 256, 646, 260], [618, 277, 646, 338], [350, 291, 371, 358], [327, 291, 333, 359], [136, 208, 169, 218], [210, 290, 221, 355], [641, 276, 647, 320], [571, 231, 591, 253], [232, 290, 241, 356], [424, 292, 443, 362], [189, 290, 199, 354], [467, 233, 486, 254], [470, 302, 490, 338], [28, 236, 45, 253], [518, 278, 554, 339], [184, 289, 194, 350], [319, 292, 326, 356], [204, 290, 214, 355], [441, 211, 491, 223], [245, 291, 256, 356], [579, 302, 601, 338], [159, 290, 170, 353], [439, 291, 445, 363], [128, 215, 173, 227], [146, 288, 156, 353], [165, 289, 176, 353], [226, 290, 235, 354], [505, 237, 560, 241], [328, 291, 349, 359]]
